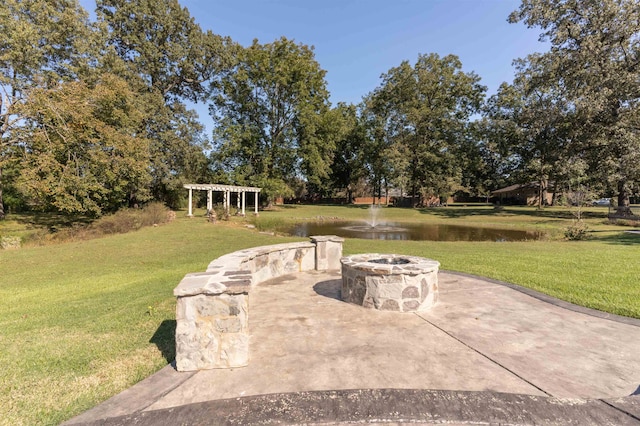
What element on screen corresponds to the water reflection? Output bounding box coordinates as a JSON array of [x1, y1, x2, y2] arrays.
[[282, 221, 544, 242]]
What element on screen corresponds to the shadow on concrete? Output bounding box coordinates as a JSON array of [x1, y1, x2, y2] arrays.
[[313, 279, 341, 300], [632, 385, 640, 396], [150, 320, 176, 364]]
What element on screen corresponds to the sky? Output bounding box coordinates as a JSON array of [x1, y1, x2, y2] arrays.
[[79, 0, 548, 132]]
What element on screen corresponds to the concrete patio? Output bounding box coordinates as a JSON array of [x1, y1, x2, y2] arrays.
[[66, 270, 640, 425]]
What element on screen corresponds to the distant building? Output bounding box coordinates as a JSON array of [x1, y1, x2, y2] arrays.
[[491, 182, 554, 206]]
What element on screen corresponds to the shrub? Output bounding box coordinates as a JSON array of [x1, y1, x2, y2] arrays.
[[91, 203, 172, 235], [565, 220, 589, 240], [212, 204, 230, 221], [140, 202, 170, 227], [93, 209, 142, 235]]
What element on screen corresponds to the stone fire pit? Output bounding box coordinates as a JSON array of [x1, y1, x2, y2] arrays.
[[341, 253, 439, 312]]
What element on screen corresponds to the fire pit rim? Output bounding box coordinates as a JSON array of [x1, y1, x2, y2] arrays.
[[340, 253, 440, 274]]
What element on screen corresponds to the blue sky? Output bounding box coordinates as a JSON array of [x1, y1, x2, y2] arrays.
[[80, 0, 547, 130]]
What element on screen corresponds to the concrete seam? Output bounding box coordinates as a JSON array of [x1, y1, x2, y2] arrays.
[[414, 313, 553, 398], [597, 399, 640, 423], [136, 370, 198, 414]]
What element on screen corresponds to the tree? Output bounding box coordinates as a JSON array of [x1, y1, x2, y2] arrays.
[[484, 60, 574, 208], [16, 74, 151, 215], [96, 0, 234, 206], [510, 0, 640, 215], [328, 103, 368, 203], [210, 37, 333, 204], [366, 53, 486, 205], [0, 0, 94, 218]]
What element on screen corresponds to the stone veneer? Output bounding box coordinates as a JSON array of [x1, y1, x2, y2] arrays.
[[174, 235, 344, 372], [341, 253, 439, 312]]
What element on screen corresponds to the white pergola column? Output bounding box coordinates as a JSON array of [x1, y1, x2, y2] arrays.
[[207, 190, 212, 212], [241, 191, 246, 216], [254, 192, 259, 215], [225, 191, 230, 215], [188, 189, 193, 217], [236, 191, 241, 213]]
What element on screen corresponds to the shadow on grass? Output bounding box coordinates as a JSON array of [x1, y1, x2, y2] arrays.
[[150, 319, 176, 364], [590, 231, 640, 245], [12, 211, 92, 230], [417, 206, 608, 220]]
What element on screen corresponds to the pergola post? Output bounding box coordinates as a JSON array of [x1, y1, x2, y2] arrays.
[[236, 191, 240, 214], [207, 190, 212, 213], [254, 192, 259, 215], [241, 191, 246, 216], [188, 189, 193, 217], [225, 191, 230, 215]]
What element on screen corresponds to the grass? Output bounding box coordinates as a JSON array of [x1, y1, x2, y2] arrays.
[[1, 204, 639, 424]]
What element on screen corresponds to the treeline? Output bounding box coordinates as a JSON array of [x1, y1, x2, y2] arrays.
[[1, 0, 638, 219]]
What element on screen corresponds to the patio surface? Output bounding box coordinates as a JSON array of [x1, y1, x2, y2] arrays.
[[65, 270, 640, 425]]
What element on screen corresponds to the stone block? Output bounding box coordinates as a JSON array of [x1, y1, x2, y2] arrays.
[[402, 286, 419, 299], [380, 299, 400, 311], [219, 333, 249, 367], [403, 300, 420, 311], [368, 275, 404, 299], [215, 318, 242, 333]]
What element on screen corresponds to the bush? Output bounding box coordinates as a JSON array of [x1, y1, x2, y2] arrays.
[[93, 210, 142, 235], [17, 204, 175, 246], [212, 204, 230, 221], [93, 203, 172, 235], [565, 220, 589, 240], [140, 202, 170, 227]]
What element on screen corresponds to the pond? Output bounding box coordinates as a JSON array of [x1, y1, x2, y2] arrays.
[[280, 221, 545, 242]]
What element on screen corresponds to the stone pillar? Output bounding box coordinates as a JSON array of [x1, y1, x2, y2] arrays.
[[187, 188, 193, 217], [174, 273, 251, 371], [310, 235, 344, 271]]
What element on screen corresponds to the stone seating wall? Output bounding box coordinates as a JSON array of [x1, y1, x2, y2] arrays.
[[173, 235, 344, 372]]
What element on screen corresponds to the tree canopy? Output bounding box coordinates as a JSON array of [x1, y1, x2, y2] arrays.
[[364, 53, 486, 205], [509, 0, 640, 213], [210, 37, 334, 203], [0, 0, 638, 217]]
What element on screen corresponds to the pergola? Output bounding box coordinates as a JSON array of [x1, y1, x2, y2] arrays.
[[184, 184, 262, 217]]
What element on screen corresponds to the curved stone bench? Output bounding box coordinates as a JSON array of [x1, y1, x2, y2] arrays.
[[174, 235, 344, 372]]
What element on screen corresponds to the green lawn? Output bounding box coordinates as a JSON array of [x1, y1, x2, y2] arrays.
[[1, 205, 639, 425]]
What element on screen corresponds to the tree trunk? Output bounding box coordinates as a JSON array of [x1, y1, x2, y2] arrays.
[[537, 178, 548, 209], [0, 167, 4, 220], [616, 180, 633, 216], [385, 181, 389, 206]]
